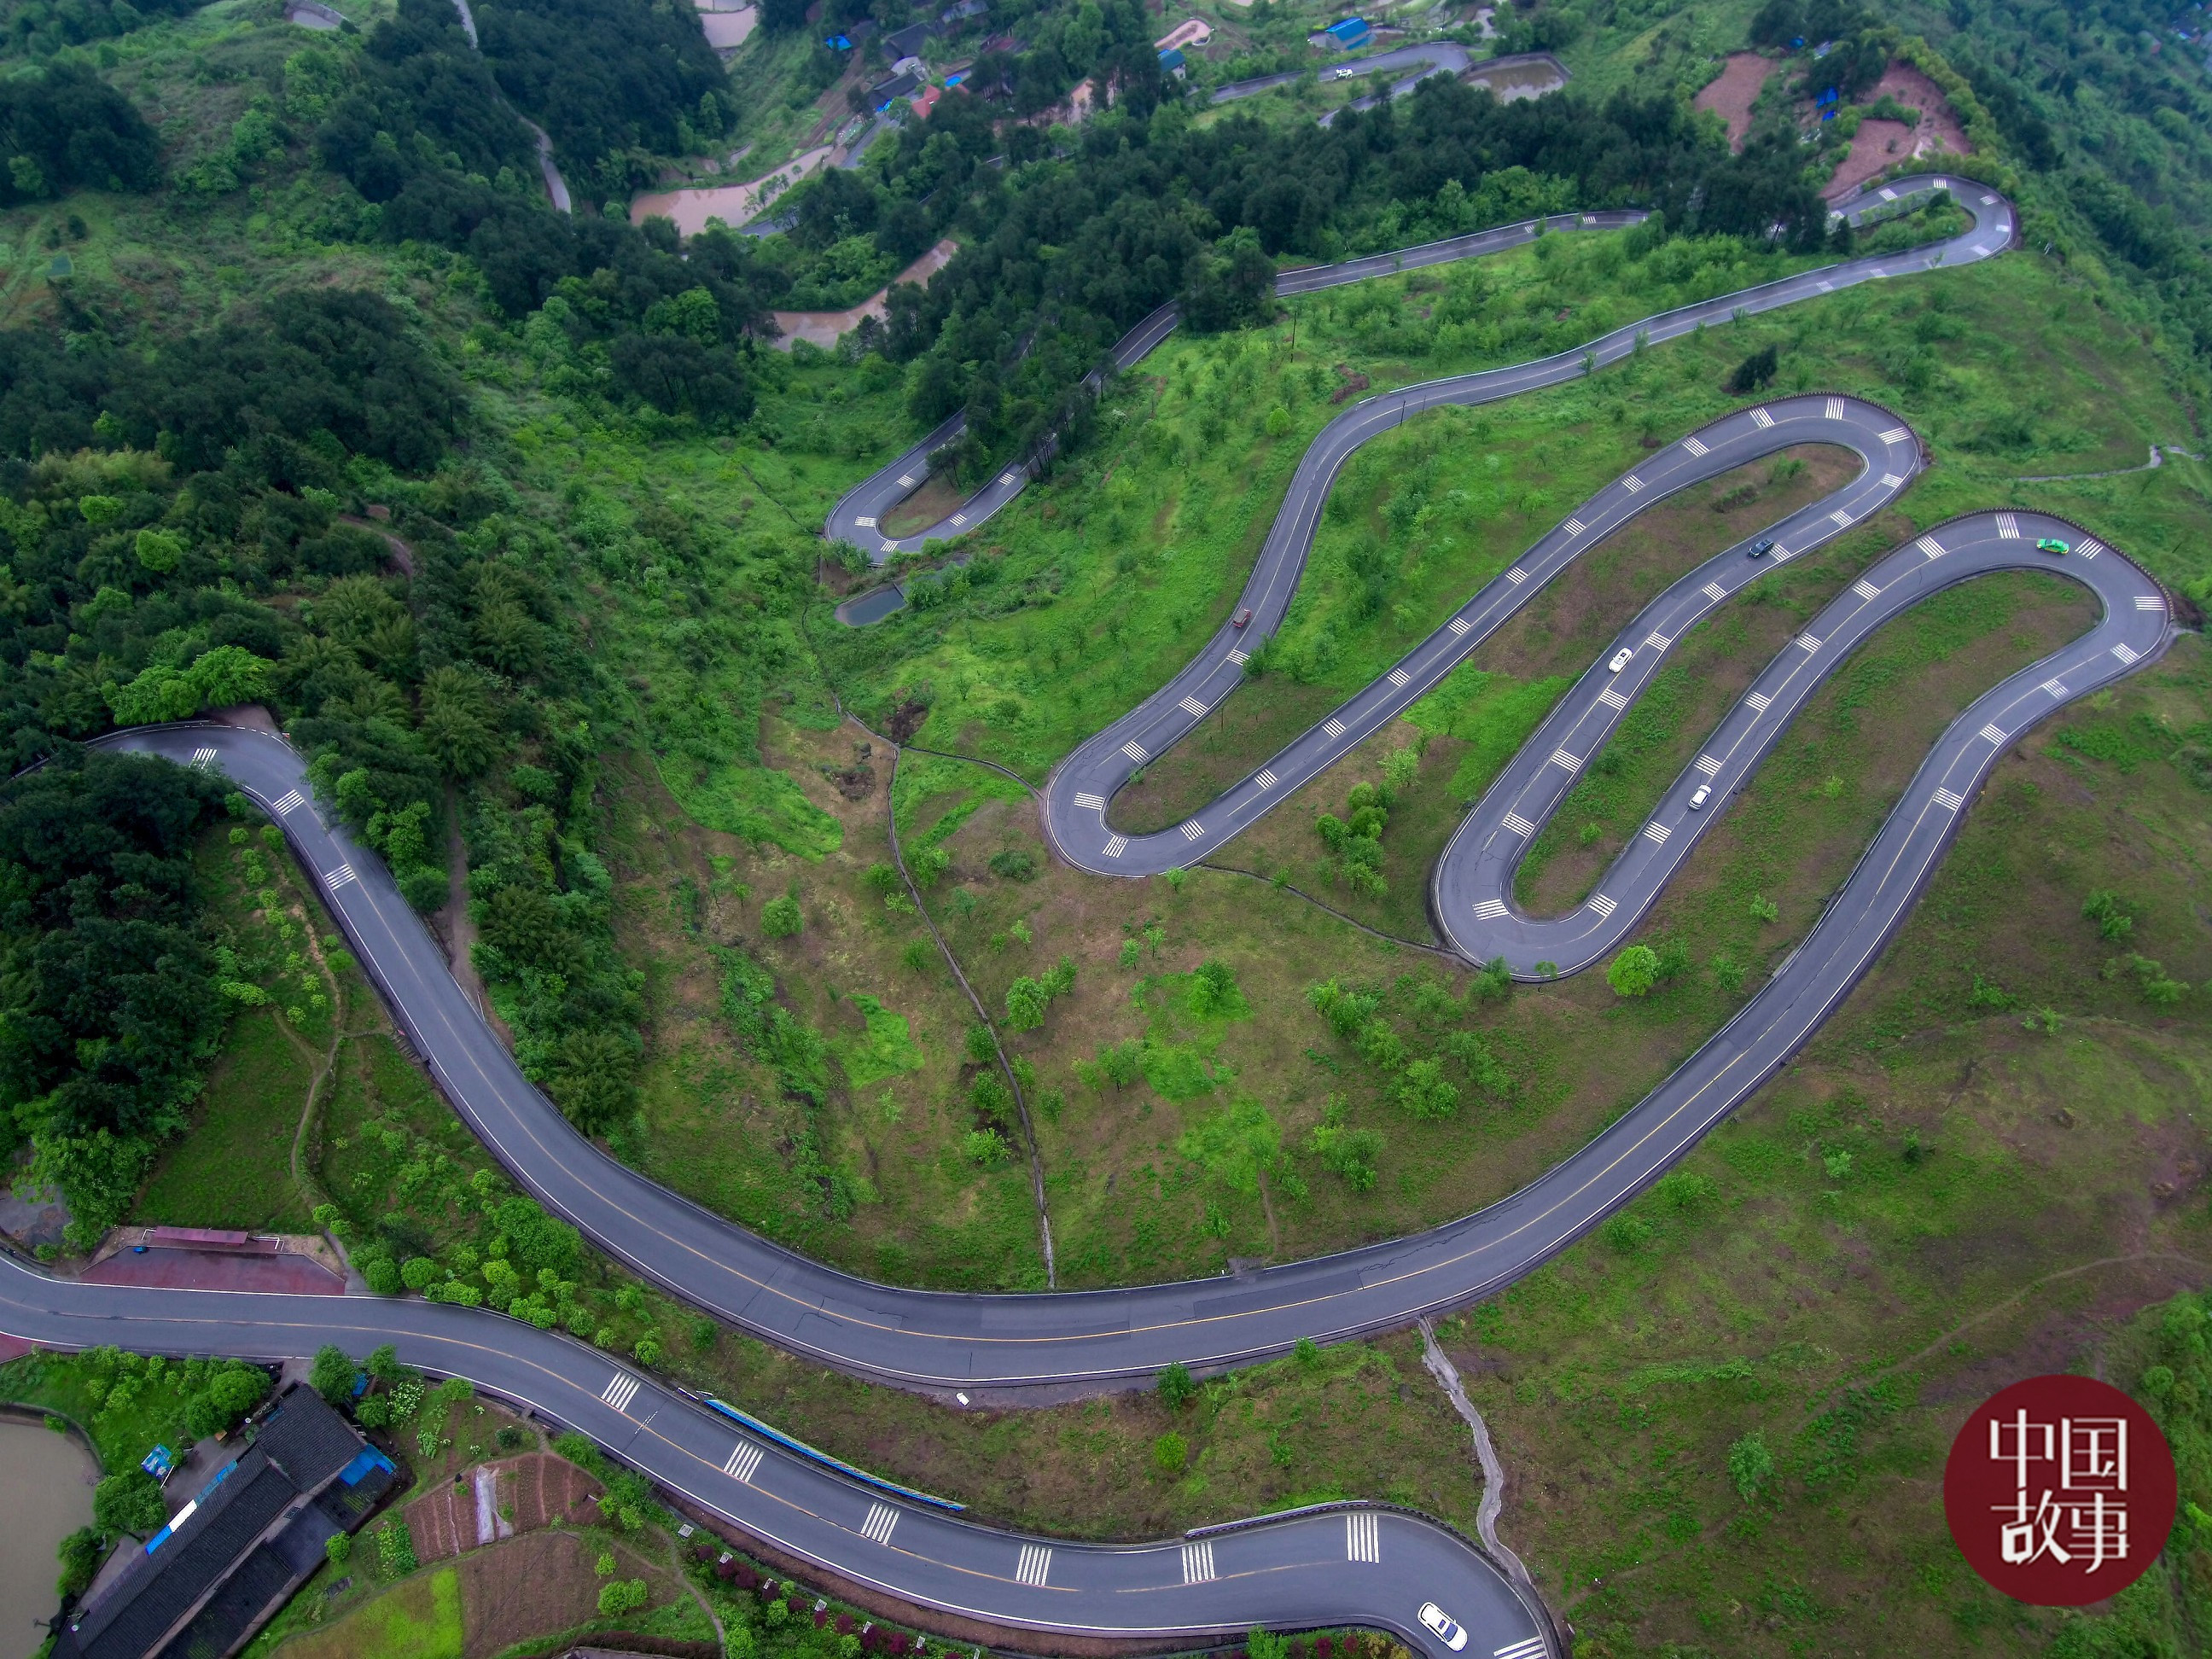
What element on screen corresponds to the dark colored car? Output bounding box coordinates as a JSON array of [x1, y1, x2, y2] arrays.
[[1749, 538, 1777, 558]]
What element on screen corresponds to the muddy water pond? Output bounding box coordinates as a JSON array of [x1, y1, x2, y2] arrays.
[[0, 1414, 99, 1659]]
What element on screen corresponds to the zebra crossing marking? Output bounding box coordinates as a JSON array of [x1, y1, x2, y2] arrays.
[[1562, 520, 1585, 538], [1881, 473, 1904, 488], [1878, 427, 1911, 444], [326, 864, 358, 890], [1073, 793, 1106, 811], [1178, 696, 1208, 717], [2041, 678, 2068, 697], [1746, 692, 1773, 713], [1797, 633, 1822, 653], [1695, 754, 1722, 777], [897, 474, 915, 489], [950, 512, 968, 527], [1825, 397, 1845, 421], [1179, 820, 1206, 841], [1227, 648, 1249, 664], [998, 472, 1018, 486], [189, 747, 218, 771], [2135, 596, 2165, 612], [1918, 534, 1945, 559], [1103, 835, 1127, 859], [2113, 643, 2141, 665], [861, 1504, 899, 1546], [881, 540, 899, 556], [602, 1372, 641, 1413], [1644, 822, 1670, 845], [1829, 508, 1853, 527], [1979, 724, 2007, 744], [1472, 899, 1509, 919], [1932, 788, 1965, 812], [1181, 1540, 1217, 1584], [1449, 617, 1470, 637], [1851, 579, 1881, 600], [1506, 567, 1529, 585], [1501, 811, 1536, 837], [1255, 769, 1278, 790], [1995, 513, 2021, 539], [1016, 1545, 1052, 1586], [1878, 186, 1896, 201], [1750, 409, 1775, 429], [722, 1442, 763, 1482], [1387, 668, 1411, 689], [1324, 719, 1347, 738], [1980, 193, 1997, 205], [273, 789, 306, 817], [1551, 749, 1581, 773], [1495, 1639, 1547, 1659], [1587, 893, 1617, 918], [1598, 686, 1628, 710], [1122, 741, 1149, 763], [1345, 1511, 1381, 1563], [1701, 581, 1726, 602], [1644, 632, 1672, 650], [1622, 474, 1644, 493], [2077, 538, 2104, 559], [1682, 435, 1708, 457]]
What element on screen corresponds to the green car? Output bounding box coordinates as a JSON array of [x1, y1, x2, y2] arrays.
[[2036, 537, 2071, 555]]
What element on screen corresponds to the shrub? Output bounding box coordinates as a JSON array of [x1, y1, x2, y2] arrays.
[[1153, 1431, 1188, 1473], [326, 1531, 352, 1567], [1188, 959, 1240, 1017], [1726, 1431, 1776, 1500], [400, 1256, 441, 1291], [987, 847, 1037, 881], [598, 1577, 650, 1615], [761, 891, 802, 938], [1156, 1361, 1197, 1410], [363, 1257, 401, 1295], [2083, 888, 2136, 942], [961, 1128, 1011, 1167], [1726, 343, 1778, 393]]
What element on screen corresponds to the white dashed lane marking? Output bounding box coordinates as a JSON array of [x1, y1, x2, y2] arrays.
[[1181, 1541, 1217, 1584], [861, 1504, 899, 1545], [1346, 1511, 1381, 1563]]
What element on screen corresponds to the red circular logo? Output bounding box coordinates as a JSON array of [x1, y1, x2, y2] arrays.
[[1944, 1374, 2175, 1605]]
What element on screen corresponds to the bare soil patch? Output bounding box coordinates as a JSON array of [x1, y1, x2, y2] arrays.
[[1694, 52, 1778, 150], [1821, 61, 1974, 201], [407, 1451, 602, 1564], [457, 1529, 680, 1659]]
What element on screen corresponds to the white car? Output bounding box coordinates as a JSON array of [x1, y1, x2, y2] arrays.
[[1417, 1604, 1469, 1652], [1335, 65, 1358, 79], [1690, 784, 1711, 810], [1608, 647, 1634, 672]]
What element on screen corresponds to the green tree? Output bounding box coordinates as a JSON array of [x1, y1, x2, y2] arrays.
[[94, 1470, 166, 1537], [416, 667, 499, 778], [1004, 975, 1049, 1030], [1607, 945, 1661, 998], [1156, 1361, 1197, 1410], [56, 1525, 105, 1597], [309, 1344, 356, 1406], [326, 1531, 352, 1567]]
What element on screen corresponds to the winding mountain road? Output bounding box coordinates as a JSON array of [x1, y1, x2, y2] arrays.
[[2, 175, 2173, 1659]]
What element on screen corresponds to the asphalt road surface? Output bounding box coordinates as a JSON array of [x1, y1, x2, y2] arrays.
[[1209, 42, 1472, 119], [0, 1253, 1551, 1659]]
